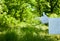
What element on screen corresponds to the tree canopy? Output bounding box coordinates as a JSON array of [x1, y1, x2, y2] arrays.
[[0, 0, 60, 41]]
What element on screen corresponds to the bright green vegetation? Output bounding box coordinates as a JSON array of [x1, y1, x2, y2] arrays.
[[0, 0, 60, 41]]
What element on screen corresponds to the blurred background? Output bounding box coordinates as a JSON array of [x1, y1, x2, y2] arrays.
[[0, 0, 60, 41]]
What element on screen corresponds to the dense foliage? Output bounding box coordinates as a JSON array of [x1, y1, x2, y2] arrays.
[[0, 0, 60, 41]]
